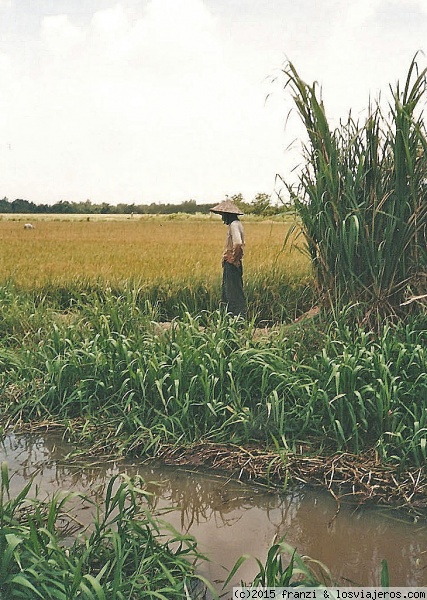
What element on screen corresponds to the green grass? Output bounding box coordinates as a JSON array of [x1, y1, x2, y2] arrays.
[[0, 466, 212, 599], [1, 285, 427, 468]]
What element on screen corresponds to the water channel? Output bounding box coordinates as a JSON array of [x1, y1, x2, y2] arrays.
[[1, 432, 426, 591]]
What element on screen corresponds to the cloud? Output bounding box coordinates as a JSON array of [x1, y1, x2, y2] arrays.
[[271, 0, 427, 127], [0, 0, 285, 204], [1, 0, 427, 204]]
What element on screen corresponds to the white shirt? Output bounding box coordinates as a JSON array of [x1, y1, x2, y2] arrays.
[[223, 219, 245, 264]]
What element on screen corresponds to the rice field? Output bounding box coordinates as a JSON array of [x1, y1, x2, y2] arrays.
[[0, 213, 306, 284], [0, 213, 313, 322]]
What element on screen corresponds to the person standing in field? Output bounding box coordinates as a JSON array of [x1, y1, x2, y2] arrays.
[[210, 199, 246, 317]]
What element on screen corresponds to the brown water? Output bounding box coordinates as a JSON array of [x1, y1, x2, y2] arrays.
[[1, 432, 426, 589]]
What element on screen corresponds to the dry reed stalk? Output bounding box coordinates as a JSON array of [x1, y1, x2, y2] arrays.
[[158, 442, 427, 513], [8, 421, 427, 512]]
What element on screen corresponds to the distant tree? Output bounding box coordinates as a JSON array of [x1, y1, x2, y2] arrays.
[[116, 203, 137, 214], [77, 200, 95, 214], [99, 202, 112, 214], [145, 202, 158, 214], [192, 203, 212, 214], [179, 199, 197, 214], [11, 198, 35, 213], [0, 196, 263, 215], [53, 200, 76, 213], [249, 193, 274, 216], [228, 193, 244, 206], [0, 197, 11, 212], [35, 203, 53, 213]]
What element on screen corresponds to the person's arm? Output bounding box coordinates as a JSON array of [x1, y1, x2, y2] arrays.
[[228, 242, 243, 265]]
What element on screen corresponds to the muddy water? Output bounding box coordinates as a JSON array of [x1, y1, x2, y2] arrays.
[[1, 432, 426, 589]]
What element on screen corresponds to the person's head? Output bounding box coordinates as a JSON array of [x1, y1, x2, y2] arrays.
[[222, 212, 238, 225]]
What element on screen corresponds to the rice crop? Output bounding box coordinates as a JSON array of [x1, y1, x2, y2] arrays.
[[0, 215, 312, 323]]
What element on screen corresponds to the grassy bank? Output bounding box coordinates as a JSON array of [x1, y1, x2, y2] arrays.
[[0, 285, 426, 504]]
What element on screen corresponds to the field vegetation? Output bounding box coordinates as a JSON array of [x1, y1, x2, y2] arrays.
[[1, 281, 426, 488], [0, 214, 312, 322]]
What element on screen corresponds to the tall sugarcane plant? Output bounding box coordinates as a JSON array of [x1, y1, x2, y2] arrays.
[[284, 56, 427, 324]]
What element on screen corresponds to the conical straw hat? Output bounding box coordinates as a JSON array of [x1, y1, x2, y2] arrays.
[[209, 200, 244, 215]]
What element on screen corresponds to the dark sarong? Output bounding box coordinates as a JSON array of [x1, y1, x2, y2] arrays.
[[221, 261, 246, 316]]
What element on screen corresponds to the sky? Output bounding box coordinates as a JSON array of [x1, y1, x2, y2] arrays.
[[0, 0, 427, 206]]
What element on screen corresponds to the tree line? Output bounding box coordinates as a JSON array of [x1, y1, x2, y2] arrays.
[[0, 193, 290, 216]]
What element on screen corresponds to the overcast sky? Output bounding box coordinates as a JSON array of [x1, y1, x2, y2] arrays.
[[1, 0, 427, 206]]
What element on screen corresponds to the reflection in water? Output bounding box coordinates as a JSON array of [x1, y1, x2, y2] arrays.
[[1, 432, 426, 589]]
